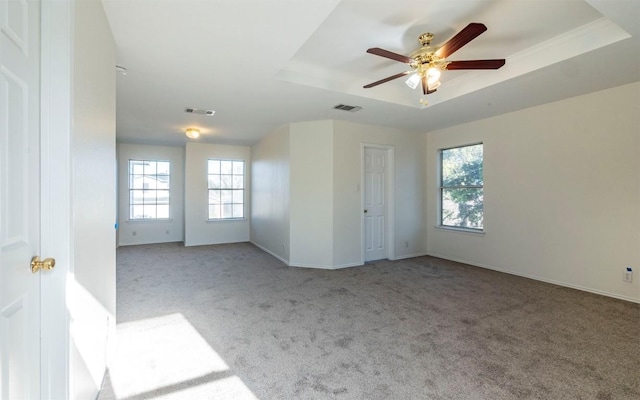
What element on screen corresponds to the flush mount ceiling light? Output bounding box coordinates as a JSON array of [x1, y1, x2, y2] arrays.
[[185, 128, 200, 139]]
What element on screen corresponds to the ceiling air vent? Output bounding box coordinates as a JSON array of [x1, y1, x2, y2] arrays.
[[184, 107, 215, 116], [333, 104, 362, 112]]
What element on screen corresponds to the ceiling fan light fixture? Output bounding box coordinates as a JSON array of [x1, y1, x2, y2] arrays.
[[364, 23, 506, 101], [426, 66, 441, 84], [428, 80, 441, 91], [405, 73, 421, 90], [185, 128, 200, 139]]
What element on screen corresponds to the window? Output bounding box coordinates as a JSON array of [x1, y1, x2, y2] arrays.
[[129, 160, 171, 220], [439, 143, 483, 230], [208, 159, 244, 219]]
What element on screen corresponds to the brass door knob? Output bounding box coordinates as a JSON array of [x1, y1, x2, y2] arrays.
[[31, 256, 55, 273]]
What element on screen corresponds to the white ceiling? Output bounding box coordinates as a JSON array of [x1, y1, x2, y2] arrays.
[[102, 0, 640, 146]]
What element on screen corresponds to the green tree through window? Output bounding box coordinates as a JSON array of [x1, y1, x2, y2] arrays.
[[440, 143, 483, 230]]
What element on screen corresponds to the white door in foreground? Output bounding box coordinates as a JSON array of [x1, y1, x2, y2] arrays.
[[364, 147, 387, 262], [0, 0, 42, 398]]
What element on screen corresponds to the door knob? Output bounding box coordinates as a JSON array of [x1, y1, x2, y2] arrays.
[[31, 256, 55, 273], [364, 209, 368, 213]]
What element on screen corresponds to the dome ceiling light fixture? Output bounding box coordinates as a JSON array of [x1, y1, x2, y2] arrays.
[[185, 128, 200, 139]]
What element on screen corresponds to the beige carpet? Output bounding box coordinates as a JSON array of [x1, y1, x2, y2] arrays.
[[98, 242, 639, 399]]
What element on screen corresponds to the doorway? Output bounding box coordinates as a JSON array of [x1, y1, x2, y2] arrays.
[[362, 145, 394, 262], [1, 0, 42, 397], [1, 0, 74, 398]]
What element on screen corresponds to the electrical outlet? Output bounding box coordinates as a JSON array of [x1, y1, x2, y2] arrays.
[[165, 230, 170, 235], [404, 241, 409, 248], [132, 231, 137, 236], [623, 267, 633, 283]]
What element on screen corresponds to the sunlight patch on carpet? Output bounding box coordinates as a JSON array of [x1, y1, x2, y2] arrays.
[[109, 313, 256, 399], [148, 376, 259, 400]]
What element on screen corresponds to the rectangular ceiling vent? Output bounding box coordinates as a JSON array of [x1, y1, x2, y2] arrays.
[[333, 104, 362, 112], [184, 107, 215, 116]]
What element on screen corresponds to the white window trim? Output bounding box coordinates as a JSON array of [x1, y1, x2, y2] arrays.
[[128, 159, 171, 220], [207, 158, 246, 220], [438, 142, 484, 232], [435, 225, 486, 235]]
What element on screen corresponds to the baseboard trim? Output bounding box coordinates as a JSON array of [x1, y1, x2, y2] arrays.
[[118, 239, 183, 247], [249, 241, 290, 266], [289, 261, 362, 270], [426, 252, 640, 304], [249, 241, 363, 269], [392, 251, 428, 261]]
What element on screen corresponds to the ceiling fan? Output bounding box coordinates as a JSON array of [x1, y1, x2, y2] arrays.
[[364, 23, 505, 98]]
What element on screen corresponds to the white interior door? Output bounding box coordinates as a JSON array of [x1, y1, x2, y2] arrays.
[[364, 147, 387, 262], [0, 0, 42, 398]]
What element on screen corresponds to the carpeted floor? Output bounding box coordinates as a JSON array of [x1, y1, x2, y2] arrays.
[[98, 242, 639, 400]]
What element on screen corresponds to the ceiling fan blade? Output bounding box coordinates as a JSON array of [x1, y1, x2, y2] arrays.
[[421, 76, 437, 95], [366, 47, 413, 64], [435, 23, 487, 59], [446, 59, 506, 70], [363, 71, 412, 88]]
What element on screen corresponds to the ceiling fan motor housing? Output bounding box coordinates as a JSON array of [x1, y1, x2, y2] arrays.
[[410, 37, 449, 73], [418, 32, 434, 46]]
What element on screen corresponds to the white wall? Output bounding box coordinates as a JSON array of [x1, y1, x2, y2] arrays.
[[70, 0, 116, 398], [184, 142, 251, 246], [426, 82, 640, 303], [117, 144, 185, 246], [333, 120, 428, 266], [289, 121, 334, 267], [250, 125, 290, 262], [250, 119, 427, 269]]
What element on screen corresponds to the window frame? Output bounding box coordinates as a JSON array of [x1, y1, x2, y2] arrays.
[[438, 142, 484, 232], [207, 158, 245, 221], [128, 159, 171, 221]]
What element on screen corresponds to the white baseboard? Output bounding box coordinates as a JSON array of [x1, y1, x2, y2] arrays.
[[426, 252, 640, 304], [249, 241, 290, 266], [118, 239, 182, 247], [249, 241, 363, 269], [392, 251, 429, 261], [289, 261, 362, 270]]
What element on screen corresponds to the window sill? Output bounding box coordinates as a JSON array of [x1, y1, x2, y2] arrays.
[[206, 218, 247, 223], [127, 218, 173, 223], [435, 226, 485, 235]]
